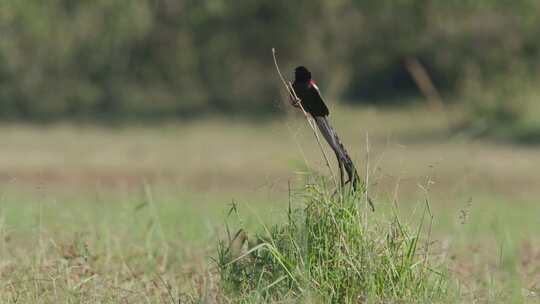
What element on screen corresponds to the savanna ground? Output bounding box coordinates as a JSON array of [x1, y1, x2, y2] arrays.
[[1, 105, 540, 303]]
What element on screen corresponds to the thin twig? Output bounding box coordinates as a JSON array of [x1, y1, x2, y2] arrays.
[[364, 132, 369, 226], [363, 133, 375, 212], [272, 48, 338, 189]]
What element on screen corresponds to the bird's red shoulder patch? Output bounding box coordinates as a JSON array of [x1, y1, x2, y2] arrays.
[[309, 79, 319, 90]]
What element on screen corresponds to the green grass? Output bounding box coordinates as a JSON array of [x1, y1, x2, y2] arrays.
[[0, 186, 539, 302], [218, 179, 449, 303], [0, 105, 539, 302]]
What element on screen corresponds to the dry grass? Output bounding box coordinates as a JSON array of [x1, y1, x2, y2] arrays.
[[1, 106, 539, 199]]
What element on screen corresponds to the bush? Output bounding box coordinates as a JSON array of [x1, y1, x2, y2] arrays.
[[455, 65, 536, 139], [217, 180, 448, 303]]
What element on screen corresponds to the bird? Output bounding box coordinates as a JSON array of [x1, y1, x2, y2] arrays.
[[290, 66, 370, 206]]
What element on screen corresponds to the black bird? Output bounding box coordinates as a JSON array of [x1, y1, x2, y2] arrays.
[[291, 66, 362, 193]]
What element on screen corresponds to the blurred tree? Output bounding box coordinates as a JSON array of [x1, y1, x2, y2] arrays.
[[0, 0, 538, 120]]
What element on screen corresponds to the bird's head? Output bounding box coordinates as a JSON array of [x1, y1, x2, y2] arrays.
[[294, 66, 311, 82]]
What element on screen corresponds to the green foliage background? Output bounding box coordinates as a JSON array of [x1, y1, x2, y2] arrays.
[[0, 0, 539, 120]]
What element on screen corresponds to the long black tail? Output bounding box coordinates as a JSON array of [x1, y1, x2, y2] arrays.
[[313, 116, 375, 211], [313, 116, 359, 187]]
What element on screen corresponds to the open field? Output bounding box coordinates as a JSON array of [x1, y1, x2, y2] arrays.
[[1, 106, 540, 302]]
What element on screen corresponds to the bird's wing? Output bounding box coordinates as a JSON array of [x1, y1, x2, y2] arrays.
[[308, 80, 329, 116]]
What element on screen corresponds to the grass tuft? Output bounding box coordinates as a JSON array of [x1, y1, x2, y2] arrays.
[[217, 180, 449, 303]]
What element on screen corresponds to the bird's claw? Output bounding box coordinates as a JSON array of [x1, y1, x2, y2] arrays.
[[290, 97, 301, 108]]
